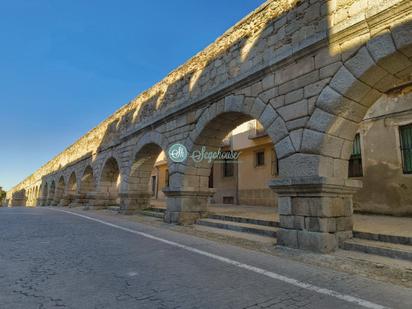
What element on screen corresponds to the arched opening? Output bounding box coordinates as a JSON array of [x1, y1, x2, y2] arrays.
[[26, 188, 31, 206], [125, 144, 166, 213], [65, 172, 78, 206], [34, 186, 40, 206], [48, 181, 55, 206], [346, 92, 412, 216], [77, 165, 95, 207], [165, 100, 283, 224], [98, 157, 121, 207], [36, 185, 40, 198], [307, 25, 412, 212], [54, 176, 65, 206], [42, 183, 48, 206], [80, 165, 95, 194], [276, 23, 412, 252]]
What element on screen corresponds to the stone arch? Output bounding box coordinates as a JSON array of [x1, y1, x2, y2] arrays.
[[67, 172, 78, 195], [122, 131, 170, 214], [301, 23, 412, 177], [54, 176, 65, 206], [72, 165, 96, 208], [270, 22, 412, 253], [35, 186, 40, 206], [97, 156, 121, 207], [176, 96, 286, 187], [26, 188, 31, 205], [80, 165, 95, 194], [165, 96, 286, 223], [48, 181, 55, 206], [62, 171, 78, 206], [41, 182, 48, 204]]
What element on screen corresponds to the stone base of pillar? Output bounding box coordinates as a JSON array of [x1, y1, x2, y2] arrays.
[[68, 193, 87, 208], [163, 187, 214, 225], [119, 192, 152, 215], [59, 196, 72, 207], [270, 176, 361, 253], [67, 194, 80, 207], [82, 192, 118, 210], [10, 197, 26, 207]]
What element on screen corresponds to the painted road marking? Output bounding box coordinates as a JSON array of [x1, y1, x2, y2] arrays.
[[54, 208, 388, 309]]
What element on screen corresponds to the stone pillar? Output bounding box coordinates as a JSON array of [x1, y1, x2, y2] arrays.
[[163, 187, 214, 225], [10, 197, 26, 207], [82, 192, 101, 210], [69, 193, 88, 207], [68, 194, 81, 207], [270, 176, 361, 253], [119, 192, 152, 215], [83, 192, 117, 210], [58, 194, 72, 207]]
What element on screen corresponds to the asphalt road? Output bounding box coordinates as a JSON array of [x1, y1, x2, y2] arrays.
[[0, 207, 411, 309]]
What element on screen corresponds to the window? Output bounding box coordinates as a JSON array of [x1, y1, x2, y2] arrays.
[[400, 124, 412, 174], [348, 133, 363, 177], [255, 151, 265, 167], [223, 158, 234, 177]]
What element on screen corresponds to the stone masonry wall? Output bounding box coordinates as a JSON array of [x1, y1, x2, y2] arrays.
[[7, 0, 411, 199]]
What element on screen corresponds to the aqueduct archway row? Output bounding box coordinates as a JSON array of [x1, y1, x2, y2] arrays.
[[9, 0, 412, 252]]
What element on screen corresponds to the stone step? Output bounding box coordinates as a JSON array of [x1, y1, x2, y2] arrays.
[[196, 218, 278, 238], [353, 231, 412, 246], [342, 238, 412, 261], [194, 224, 276, 245], [140, 210, 164, 219], [207, 214, 279, 227], [146, 207, 166, 213], [107, 206, 120, 212], [208, 213, 411, 248]]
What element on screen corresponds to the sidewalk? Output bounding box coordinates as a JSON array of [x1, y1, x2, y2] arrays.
[[150, 200, 412, 238]]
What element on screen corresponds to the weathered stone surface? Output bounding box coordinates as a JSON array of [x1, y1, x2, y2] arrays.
[[285, 88, 303, 104], [277, 99, 308, 121], [277, 228, 298, 248], [367, 30, 411, 74], [329, 66, 371, 102], [345, 47, 387, 87], [297, 230, 338, 253], [275, 136, 295, 159], [280, 215, 304, 230]]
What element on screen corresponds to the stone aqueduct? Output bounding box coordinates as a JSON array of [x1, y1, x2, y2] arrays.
[[6, 0, 412, 252]]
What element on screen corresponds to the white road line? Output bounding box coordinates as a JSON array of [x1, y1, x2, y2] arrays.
[[53, 208, 388, 309]]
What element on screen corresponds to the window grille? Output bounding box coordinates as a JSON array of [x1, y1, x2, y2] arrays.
[[400, 124, 412, 174], [348, 133, 363, 177]]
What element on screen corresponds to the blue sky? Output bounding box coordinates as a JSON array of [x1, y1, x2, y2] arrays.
[[0, 0, 264, 191]]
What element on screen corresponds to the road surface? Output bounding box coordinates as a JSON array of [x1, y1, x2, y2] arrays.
[[0, 207, 410, 309]]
